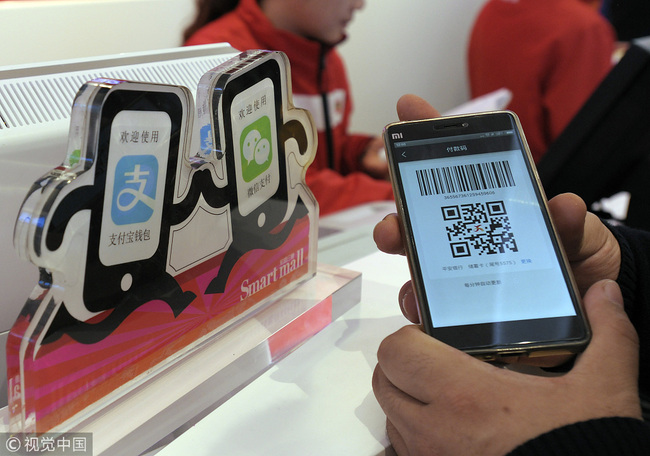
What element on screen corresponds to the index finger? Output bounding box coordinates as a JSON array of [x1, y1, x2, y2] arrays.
[[373, 213, 404, 255]]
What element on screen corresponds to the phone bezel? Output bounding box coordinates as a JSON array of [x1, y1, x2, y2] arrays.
[[384, 111, 591, 359], [84, 86, 187, 311]]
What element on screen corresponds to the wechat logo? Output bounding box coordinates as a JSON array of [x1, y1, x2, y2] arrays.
[[240, 116, 272, 182]]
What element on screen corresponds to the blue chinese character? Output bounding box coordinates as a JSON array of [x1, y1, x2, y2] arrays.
[[112, 155, 159, 225]]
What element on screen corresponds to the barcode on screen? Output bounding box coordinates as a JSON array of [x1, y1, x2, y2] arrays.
[[415, 160, 515, 196]]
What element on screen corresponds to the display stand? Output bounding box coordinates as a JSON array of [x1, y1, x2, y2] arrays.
[[0, 264, 361, 455], [6, 50, 326, 440], [71, 264, 361, 456]]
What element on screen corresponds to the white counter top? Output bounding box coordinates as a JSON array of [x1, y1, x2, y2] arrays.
[[155, 251, 410, 456]]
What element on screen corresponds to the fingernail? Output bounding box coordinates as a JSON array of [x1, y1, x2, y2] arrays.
[[602, 279, 623, 308], [399, 287, 410, 313], [400, 287, 420, 323]]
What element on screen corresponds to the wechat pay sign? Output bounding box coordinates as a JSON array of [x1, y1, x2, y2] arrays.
[[232, 78, 279, 216]]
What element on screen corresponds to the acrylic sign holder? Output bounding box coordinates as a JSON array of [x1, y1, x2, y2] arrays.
[[6, 51, 360, 449]]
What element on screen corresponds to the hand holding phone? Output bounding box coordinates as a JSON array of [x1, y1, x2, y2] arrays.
[[383, 111, 591, 360], [373, 279, 641, 456]]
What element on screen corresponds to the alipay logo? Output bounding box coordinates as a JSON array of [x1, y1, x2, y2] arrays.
[[112, 155, 159, 225]]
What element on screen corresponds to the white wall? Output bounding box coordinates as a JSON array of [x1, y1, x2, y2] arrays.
[[339, 0, 487, 135], [0, 0, 487, 134], [0, 0, 197, 67]]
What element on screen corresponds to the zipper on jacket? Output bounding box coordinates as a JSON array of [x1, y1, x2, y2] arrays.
[[318, 47, 335, 171]]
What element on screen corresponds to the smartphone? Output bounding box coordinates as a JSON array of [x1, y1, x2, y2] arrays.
[[383, 111, 590, 360]]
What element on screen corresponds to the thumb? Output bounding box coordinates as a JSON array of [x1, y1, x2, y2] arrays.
[[547, 193, 588, 260], [396, 94, 440, 122], [573, 279, 639, 386]]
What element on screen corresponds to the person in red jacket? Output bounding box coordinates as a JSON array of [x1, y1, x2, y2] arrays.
[[184, 0, 394, 216], [468, 0, 616, 163]]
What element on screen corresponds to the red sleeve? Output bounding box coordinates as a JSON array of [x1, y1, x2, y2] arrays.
[[543, 16, 615, 141], [326, 51, 378, 174], [338, 133, 374, 174], [306, 167, 393, 216]]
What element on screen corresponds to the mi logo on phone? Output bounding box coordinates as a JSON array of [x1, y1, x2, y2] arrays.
[[391, 133, 403, 139]]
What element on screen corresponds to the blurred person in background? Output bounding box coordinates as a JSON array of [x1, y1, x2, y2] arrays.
[[184, 0, 393, 216], [468, 0, 616, 163]]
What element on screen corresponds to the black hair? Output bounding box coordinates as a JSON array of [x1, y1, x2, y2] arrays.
[[183, 0, 241, 43]]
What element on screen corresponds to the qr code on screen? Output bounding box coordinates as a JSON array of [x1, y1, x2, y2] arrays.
[[442, 201, 518, 257]]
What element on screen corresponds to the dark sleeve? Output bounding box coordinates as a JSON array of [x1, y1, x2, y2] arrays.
[[608, 223, 650, 405], [506, 418, 650, 456], [508, 224, 650, 456]]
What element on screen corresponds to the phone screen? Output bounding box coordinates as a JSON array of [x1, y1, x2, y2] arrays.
[[385, 112, 588, 355]]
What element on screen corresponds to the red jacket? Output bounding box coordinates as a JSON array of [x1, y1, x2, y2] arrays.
[[468, 0, 616, 162], [185, 0, 393, 215]]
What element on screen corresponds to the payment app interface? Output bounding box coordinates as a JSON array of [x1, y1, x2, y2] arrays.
[[394, 125, 577, 328]]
